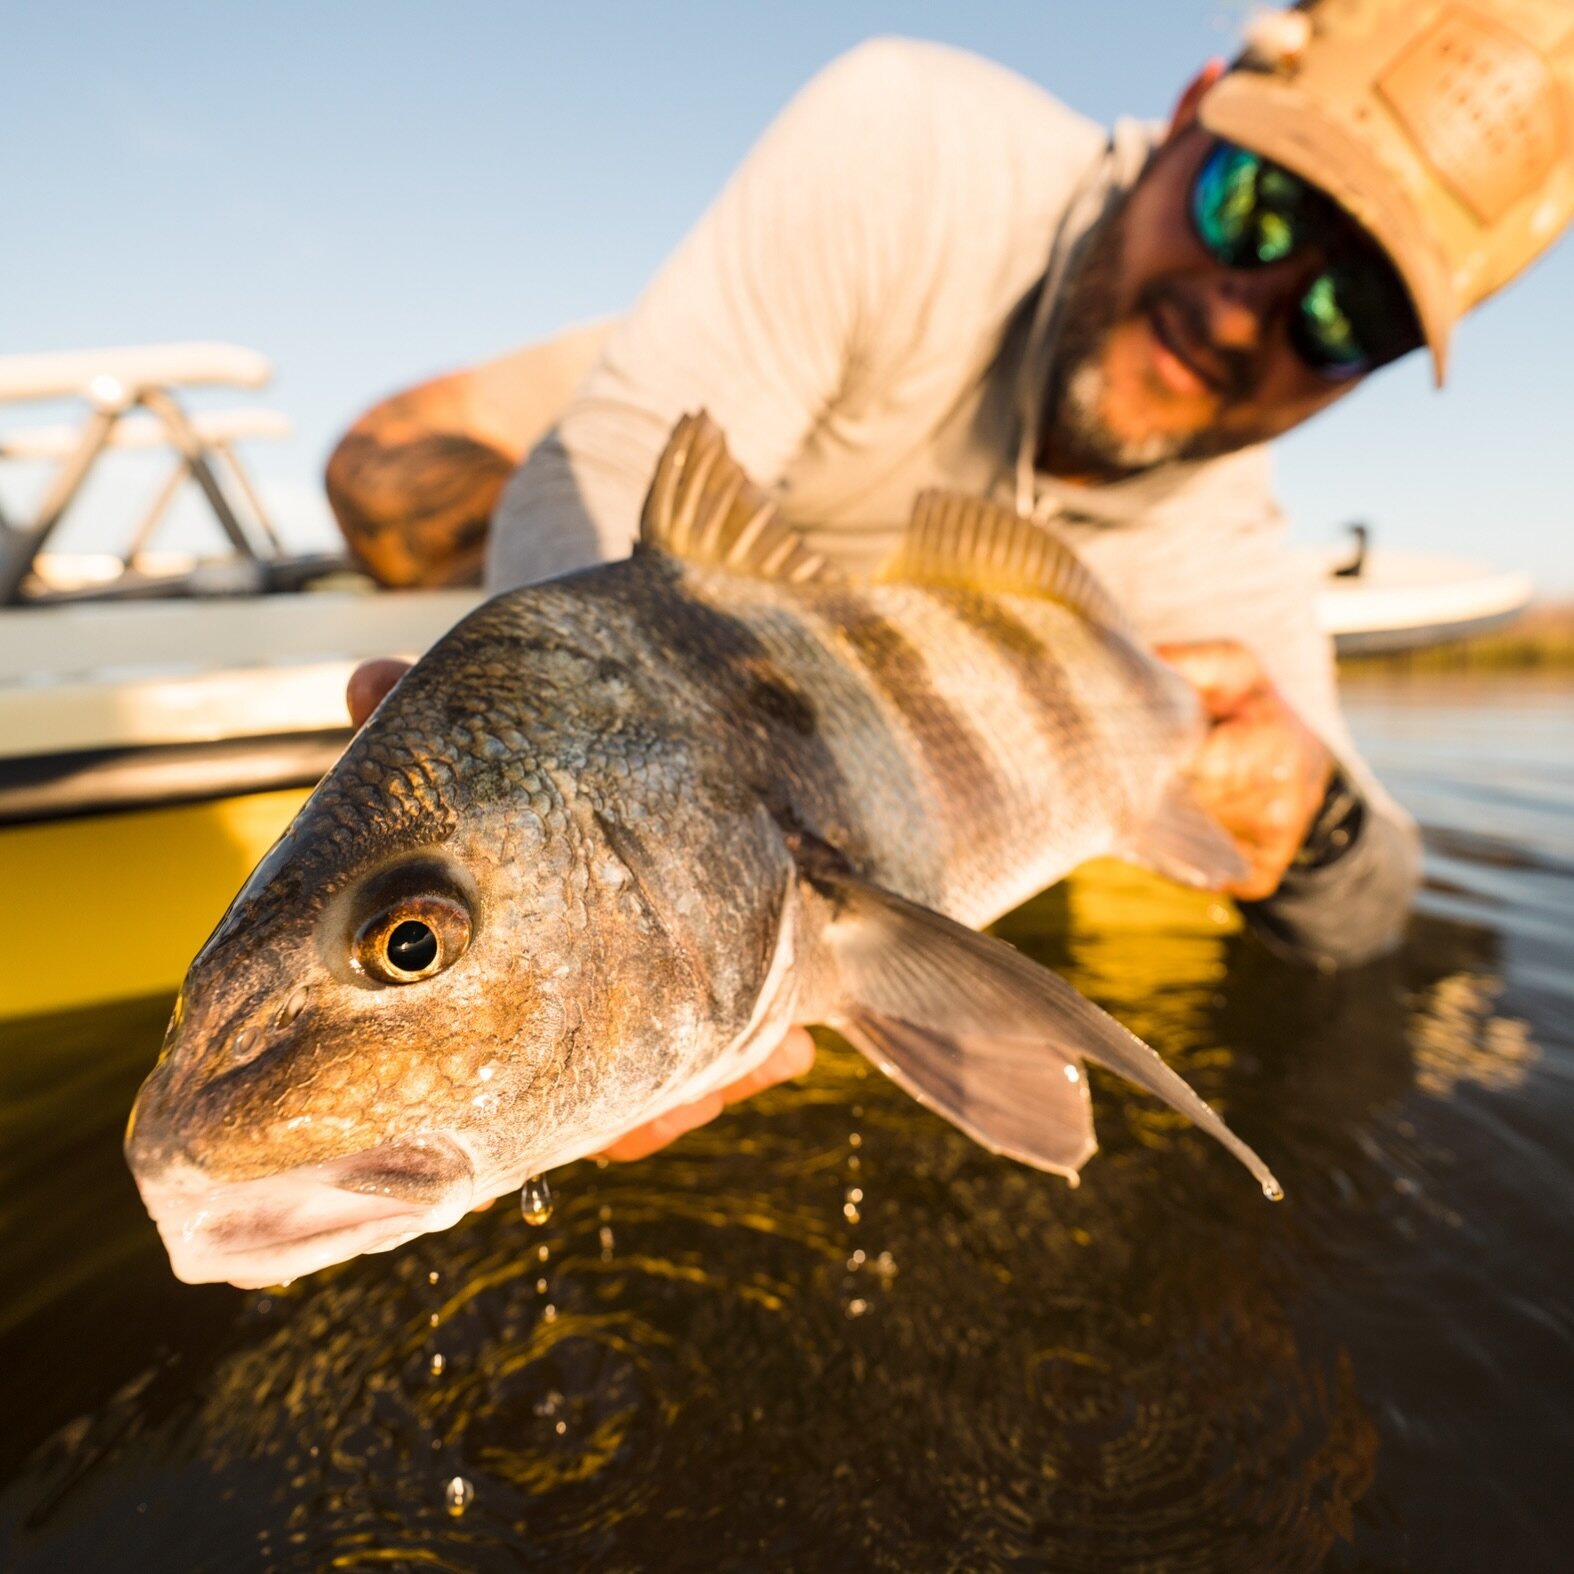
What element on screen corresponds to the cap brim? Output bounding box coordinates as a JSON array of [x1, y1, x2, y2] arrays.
[[1200, 72, 1453, 385]]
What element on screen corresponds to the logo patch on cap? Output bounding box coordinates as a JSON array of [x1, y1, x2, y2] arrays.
[[1378, 4, 1565, 224]]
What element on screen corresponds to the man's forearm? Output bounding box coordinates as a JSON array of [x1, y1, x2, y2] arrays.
[[1238, 774, 1420, 968]]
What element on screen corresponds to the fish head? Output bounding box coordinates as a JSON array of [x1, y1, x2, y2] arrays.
[[124, 650, 613, 1289]]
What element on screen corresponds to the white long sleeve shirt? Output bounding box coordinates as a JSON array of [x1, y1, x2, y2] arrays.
[[486, 37, 1418, 965]]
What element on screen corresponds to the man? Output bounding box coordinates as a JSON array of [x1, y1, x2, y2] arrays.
[[329, 0, 1574, 1153]]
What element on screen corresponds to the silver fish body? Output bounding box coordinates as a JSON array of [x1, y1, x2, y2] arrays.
[[126, 415, 1278, 1288]]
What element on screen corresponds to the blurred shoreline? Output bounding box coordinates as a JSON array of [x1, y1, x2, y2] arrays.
[[1339, 602, 1574, 673]]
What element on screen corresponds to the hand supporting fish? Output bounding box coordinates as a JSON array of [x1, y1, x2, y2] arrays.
[[1156, 640, 1334, 902], [126, 412, 1282, 1289]]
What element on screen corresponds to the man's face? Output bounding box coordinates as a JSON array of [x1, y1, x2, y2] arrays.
[[1042, 123, 1416, 478]]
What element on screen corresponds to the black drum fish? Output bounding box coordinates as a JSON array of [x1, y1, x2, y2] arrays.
[[126, 413, 1280, 1288]]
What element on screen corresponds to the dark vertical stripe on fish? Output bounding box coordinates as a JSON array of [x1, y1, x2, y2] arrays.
[[602, 556, 868, 862], [817, 591, 1007, 827], [934, 589, 1105, 781]]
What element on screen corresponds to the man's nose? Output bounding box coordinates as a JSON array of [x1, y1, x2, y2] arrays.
[[1199, 259, 1310, 353]]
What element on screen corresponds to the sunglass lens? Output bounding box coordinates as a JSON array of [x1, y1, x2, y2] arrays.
[[1295, 259, 1420, 380], [1296, 272, 1369, 378], [1192, 143, 1305, 267]]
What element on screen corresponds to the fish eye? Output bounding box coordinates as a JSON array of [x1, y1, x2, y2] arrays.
[[353, 894, 471, 985]]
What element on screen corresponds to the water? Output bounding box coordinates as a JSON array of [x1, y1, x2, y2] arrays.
[[1, 673, 1570, 1571]]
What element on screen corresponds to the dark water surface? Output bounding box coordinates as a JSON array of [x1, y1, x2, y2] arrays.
[[2, 673, 1570, 1572]]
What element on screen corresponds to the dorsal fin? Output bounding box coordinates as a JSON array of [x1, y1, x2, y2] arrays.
[[882, 490, 1135, 639], [640, 411, 839, 584]]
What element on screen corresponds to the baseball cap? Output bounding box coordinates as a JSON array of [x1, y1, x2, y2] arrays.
[[1199, 0, 1574, 383]]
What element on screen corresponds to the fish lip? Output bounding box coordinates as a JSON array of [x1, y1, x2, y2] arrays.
[[134, 1133, 477, 1289]]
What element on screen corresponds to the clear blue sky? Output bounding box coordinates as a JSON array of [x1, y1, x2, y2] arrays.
[[5, 1, 1571, 589]]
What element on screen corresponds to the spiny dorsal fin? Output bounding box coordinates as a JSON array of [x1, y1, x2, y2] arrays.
[[882, 490, 1135, 639], [640, 411, 839, 584]]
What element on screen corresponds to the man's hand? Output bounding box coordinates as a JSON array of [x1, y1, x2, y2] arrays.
[[344, 657, 818, 1159], [596, 1028, 817, 1160], [346, 657, 415, 728], [1156, 640, 1333, 902]]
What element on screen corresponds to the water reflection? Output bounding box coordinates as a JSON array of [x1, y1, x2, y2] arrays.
[[1409, 972, 1538, 1099], [0, 680, 1569, 1572]]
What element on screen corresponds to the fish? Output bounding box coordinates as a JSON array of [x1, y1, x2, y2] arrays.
[[125, 412, 1281, 1289]]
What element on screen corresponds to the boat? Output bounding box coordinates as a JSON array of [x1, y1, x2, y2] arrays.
[[1312, 524, 1534, 655]]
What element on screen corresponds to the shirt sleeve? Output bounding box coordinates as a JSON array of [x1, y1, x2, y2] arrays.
[[1240, 791, 1420, 969], [1070, 458, 1420, 969], [486, 39, 964, 593]]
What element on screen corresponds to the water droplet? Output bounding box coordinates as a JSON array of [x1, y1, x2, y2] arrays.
[[229, 1025, 259, 1062], [847, 1249, 866, 1270], [846, 1155, 861, 1172], [554, 1420, 567, 1436], [843, 1202, 861, 1224], [845, 1297, 870, 1319], [443, 1476, 474, 1518], [428, 1270, 441, 1285], [537, 1244, 551, 1263], [429, 1352, 446, 1376], [845, 1186, 864, 1205], [848, 1131, 862, 1148], [598, 1224, 615, 1257], [520, 1174, 554, 1225], [535, 1277, 549, 1295], [533, 1390, 565, 1418], [1063, 1064, 1081, 1084], [1262, 1178, 1285, 1202], [429, 1312, 440, 1328], [542, 1303, 558, 1323]]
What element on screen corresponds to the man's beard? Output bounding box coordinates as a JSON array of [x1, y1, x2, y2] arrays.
[[1041, 206, 1252, 479]]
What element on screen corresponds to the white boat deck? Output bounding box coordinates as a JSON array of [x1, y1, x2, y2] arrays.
[[0, 589, 479, 758]]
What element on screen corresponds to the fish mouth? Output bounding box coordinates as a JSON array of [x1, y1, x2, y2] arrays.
[[133, 1133, 477, 1289]]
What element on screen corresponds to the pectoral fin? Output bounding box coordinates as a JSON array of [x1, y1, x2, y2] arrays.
[[813, 871, 1281, 1197], [1120, 778, 1249, 889]]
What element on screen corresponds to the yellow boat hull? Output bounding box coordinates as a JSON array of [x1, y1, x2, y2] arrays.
[[0, 788, 308, 1021]]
